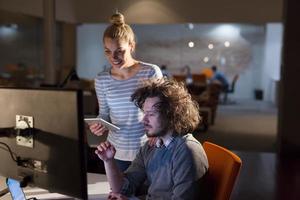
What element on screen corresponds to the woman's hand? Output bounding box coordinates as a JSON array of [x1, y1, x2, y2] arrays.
[[107, 192, 128, 200], [95, 141, 116, 162], [89, 122, 109, 136], [148, 137, 157, 147]]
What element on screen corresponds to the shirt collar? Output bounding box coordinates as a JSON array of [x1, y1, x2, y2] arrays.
[[155, 133, 174, 148]]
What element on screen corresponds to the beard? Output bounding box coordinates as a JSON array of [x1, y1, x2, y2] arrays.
[[145, 124, 169, 138]]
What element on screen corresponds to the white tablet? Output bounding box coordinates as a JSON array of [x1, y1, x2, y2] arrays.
[[84, 118, 120, 131]]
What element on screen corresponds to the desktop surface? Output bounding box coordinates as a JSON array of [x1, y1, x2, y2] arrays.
[[0, 173, 110, 200]]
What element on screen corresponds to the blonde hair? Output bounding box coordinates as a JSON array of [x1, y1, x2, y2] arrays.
[[103, 12, 135, 46]]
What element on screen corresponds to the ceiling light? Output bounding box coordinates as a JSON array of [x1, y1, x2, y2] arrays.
[[224, 41, 230, 47], [203, 57, 209, 63], [188, 23, 194, 30], [188, 41, 194, 48]]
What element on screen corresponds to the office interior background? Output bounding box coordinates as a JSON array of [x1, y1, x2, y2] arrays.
[[0, 0, 299, 199]]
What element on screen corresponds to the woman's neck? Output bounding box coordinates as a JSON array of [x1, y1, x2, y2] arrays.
[[111, 60, 140, 80]]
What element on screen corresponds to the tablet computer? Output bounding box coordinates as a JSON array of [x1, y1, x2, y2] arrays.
[[84, 118, 120, 131]]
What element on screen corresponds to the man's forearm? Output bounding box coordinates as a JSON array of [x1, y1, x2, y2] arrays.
[[104, 159, 124, 193]]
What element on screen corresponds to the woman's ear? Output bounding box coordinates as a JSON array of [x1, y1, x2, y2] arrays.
[[130, 41, 136, 53]]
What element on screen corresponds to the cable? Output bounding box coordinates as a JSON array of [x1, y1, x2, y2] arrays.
[[0, 127, 15, 137], [0, 142, 18, 163]]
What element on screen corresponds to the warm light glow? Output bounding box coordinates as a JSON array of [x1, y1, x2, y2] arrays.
[[203, 57, 209, 63], [211, 25, 240, 38], [188, 23, 194, 30], [0, 25, 18, 37], [188, 41, 194, 48], [208, 44, 214, 49], [224, 41, 230, 47]]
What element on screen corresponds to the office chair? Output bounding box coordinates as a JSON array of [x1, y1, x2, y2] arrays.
[[59, 68, 80, 88], [223, 74, 239, 104], [202, 142, 242, 200], [172, 74, 186, 83]]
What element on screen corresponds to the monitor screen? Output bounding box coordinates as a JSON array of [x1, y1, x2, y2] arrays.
[[6, 178, 26, 200], [0, 88, 87, 199]]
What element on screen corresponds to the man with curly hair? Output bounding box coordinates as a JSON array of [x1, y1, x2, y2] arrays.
[[95, 78, 209, 200]]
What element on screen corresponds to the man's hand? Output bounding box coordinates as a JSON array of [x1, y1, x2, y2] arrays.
[[107, 192, 128, 200], [89, 122, 109, 136], [148, 137, 157, 147], [95, 141, 116, 161]]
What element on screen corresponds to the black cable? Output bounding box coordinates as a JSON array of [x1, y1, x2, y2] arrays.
[[0, 188, 9, 198], [0, 127, 15, 137], [0, 142, 18, 163]]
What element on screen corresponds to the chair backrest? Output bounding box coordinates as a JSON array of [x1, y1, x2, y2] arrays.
[[172, 74, 186, 83], [202, 142, 242, 200], [229, 74, 239, 92], [192, 74, 207, 84]]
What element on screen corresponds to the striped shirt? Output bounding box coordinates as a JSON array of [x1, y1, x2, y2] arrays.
[[95, 62, 162, 161]]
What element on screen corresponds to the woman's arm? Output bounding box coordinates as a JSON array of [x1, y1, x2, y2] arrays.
[[90, 78, 110, 136]]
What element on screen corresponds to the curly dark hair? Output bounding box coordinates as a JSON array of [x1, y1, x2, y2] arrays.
[[131, 78, 201, 135]]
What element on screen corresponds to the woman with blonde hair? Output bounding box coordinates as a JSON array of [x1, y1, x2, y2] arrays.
[[89, 12, 162, 171]]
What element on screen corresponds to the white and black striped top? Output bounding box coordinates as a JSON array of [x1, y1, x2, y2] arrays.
[[95, 62, 162, 161]]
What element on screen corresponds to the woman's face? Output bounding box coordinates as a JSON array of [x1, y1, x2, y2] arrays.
[[103, 37, 134, 69]]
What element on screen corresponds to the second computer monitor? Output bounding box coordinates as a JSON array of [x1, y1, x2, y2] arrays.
[[0, 88, 87, 199]]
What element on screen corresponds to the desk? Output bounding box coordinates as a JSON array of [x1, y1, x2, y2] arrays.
[[186, 83, 207, 96], [24, 173, 110, 200]]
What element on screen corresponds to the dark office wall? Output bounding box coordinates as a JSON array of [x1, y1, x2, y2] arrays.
[[0, 11, 42, 71], [278, 0, 300, 155], [0, 0, 283, 23], [0, 10, 62, 80]]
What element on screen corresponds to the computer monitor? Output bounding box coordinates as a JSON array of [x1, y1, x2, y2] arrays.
[[0, 87, 87, 199]]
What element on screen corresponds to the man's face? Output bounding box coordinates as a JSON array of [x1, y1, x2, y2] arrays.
[[142, 97, 166, 137]]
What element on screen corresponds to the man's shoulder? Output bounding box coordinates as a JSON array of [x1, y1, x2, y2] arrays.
[[178, 134, 201, 146], [173, 134, 209, 173], [172, 134, 205, 155]]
